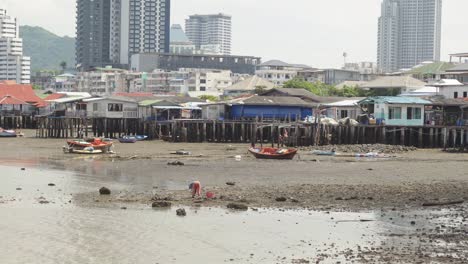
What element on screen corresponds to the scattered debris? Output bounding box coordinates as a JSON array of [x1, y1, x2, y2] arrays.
[[275, 197, 287, 202], [227, 203, 248, 210], [422, 200, 464, 207], [121, 207, 127, 210], [99, 187, 111, 195], [152, 201, 172, 208], [176, 208, 187, 216], [167, 161, 184, 166], [172, 150, 191, 155], [20, 168, 25, 171], [48, 183, 56, 187], [226, 145, 236, 151], [226, 182, 236, 186], [16, 187, 22, 191], [292, 259, 310, 264], [305, 144, 416, 154]]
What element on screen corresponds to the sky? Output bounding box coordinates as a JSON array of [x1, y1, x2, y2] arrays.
[[3, 0, 468, 68]]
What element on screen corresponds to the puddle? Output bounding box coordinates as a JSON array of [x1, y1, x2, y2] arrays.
[[0, 162, 467, 263]]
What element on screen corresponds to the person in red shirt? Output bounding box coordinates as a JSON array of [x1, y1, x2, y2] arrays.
[[189, 181, 202, 198]]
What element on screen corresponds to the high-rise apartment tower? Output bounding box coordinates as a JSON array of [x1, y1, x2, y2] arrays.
[[185, 14, 231, 55], [76, 0, 170, 70], [377, 0, 442, 73], [0, 8, 30, 84]]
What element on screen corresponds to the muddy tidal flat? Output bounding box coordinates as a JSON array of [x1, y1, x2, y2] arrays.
[[0, 131, 467, 263]]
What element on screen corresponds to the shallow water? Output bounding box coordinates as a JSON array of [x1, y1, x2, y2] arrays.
[[0, 161, 465, 263]]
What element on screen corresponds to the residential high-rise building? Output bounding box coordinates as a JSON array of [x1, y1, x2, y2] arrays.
[[76, 0, 170, 71], [377, 0, 442, 73], [109, 0, 170, 66], [185, 14, 231, 55], [76, 0, 111, 71], [0, 8, 30, 84]]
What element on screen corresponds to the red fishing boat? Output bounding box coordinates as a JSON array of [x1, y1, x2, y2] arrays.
[[65, 138, 113, 153], [248, 147, 298, 160]]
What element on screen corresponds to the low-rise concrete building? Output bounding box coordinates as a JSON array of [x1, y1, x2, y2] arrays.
[[255, 60, 313, 86], [431, 79, 468, 99]]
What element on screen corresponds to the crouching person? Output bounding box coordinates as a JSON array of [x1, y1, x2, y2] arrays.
[[189, 181, 202, 198]]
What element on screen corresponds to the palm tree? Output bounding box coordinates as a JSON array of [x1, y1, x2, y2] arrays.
[[60, 61, 67, 73]]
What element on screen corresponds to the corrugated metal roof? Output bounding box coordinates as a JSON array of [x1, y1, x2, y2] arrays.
[[362, 76, 427, 89], [0, 95, 28, 105], [0, 84, 46, 107], [445, 63, 468, 72], [359, 96, 431, 105], [408, 62, 455, 75], [262, 88, 343, 103], [233, 96, 316, 107], [225, 76, 275, 91], [324, 98, 365, 107]]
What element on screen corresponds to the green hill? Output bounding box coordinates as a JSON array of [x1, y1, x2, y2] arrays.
[[19, 26, 75, 72]]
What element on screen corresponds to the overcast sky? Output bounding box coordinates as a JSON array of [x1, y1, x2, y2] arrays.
[[3, 0, 468, 68]]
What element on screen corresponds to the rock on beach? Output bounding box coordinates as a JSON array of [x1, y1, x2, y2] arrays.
[[99, 187, 111, 195]]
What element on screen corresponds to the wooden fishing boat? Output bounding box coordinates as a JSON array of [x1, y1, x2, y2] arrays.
[[66, 138, 113, 152], [63, 146, 103, 154], [118, 136, 137, 143], [248, 147, 298, 160]]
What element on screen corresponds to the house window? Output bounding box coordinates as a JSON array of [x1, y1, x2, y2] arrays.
[[464, 92, 467, 98], [108, 103, 123, 112], [454, 92, 458, 98], [407, 107, 421, 120], [93, 103, 98, 111], [388, 107, 402, 120], [340, 110, 348, 118], [200, 86, 206, 91]]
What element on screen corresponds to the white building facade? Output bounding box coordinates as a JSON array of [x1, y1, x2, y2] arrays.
[[0, 8, 30, 84], [377, 0, 442, 73], [76, 69, 130, 96], [255, 60, 309, 86], [131, 68, 232, 97], [185, 14, 231, 55], [109, 0, 170, 67]]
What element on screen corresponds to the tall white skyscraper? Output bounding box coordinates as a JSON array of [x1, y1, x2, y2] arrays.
[[0, 8, 30, 84], [377, 0, 442, 73], [185, 14, 232, 55], [109, 0, 170, 66]]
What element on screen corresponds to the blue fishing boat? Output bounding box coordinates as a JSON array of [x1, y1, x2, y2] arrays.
[[118, 136, 137, 143], [135, 135, 148, 141], [0, 128, 16, 138]]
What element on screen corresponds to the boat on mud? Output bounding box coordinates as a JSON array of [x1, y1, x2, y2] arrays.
[[66, 138, 113, 153], [0, 128, 17, 138], [248, 147, 298, 160], [63, 146, 103, 154], [118, 136, 137, 143], [135, 135, 148, 141]]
